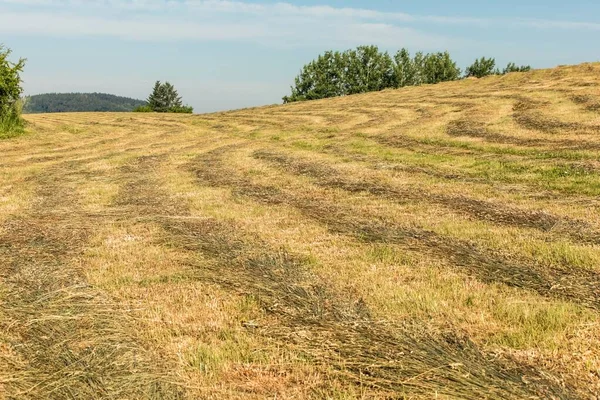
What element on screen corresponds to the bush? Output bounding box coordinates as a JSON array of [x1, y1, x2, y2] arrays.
[[0, 44, 26, 138], [0, 100, 24, 138], [133, 105, 153, 112], [465, 57, 497, 78], [503, 63, 532, 74], [168, 105, 194, 114]]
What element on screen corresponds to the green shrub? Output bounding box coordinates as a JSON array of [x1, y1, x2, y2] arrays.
[[168, 105, 194, 114], [0, 44, 26, 138], [503, 63, 532, 74], [133, 105, 153, 112], [465, 57, 497, 78], [0, 100, 25, 138]]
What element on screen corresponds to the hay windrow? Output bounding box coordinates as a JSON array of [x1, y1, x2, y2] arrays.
[[253, 149, 600, 245], [113, 152, 576, 398], [191, 147, 600, 312], [113, 153, 567, 398], [0, 163, 184, 399]]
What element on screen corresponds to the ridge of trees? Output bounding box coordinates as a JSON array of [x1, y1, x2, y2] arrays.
[[283, 46, 531, 103], [23, 93, 146, 114], [134, 81, 193, 113], [465, 57, 532, 78]]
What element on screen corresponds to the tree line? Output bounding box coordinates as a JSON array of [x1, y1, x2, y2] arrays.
[[23, 93, 146, 114], [283, 46, 531, 103]]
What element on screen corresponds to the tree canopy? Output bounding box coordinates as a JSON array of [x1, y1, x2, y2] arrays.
[[284, 46, 532, 103], [465, 57, 497, 78]]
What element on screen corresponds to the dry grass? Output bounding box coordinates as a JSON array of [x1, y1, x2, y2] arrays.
[[1, 63, 600, 398]]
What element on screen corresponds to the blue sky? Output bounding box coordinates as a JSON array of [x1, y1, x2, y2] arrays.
[[1, 0, 599, 112]]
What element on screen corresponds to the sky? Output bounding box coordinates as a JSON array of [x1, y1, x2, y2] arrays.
[[1, 0, 599, 113]]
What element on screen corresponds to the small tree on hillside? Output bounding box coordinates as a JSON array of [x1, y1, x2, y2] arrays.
[[465, 57, 497, 78], [141, 81, 192, 113], [503, 62, 532, 74], [0, 45, 26, 133]]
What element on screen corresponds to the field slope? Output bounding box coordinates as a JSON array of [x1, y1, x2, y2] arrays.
[[1, 63, 600, 399]]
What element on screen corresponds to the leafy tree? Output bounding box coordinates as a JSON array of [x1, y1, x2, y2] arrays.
[[283, 51, 347, 103], [284, 46, 396, 103], [142, 81, 192, 113], [343, 46, 395, 95], [0, 44, 26, 135], [421, 51, 461, 84], [411, 51, 426, 86], [503, 62, 531, 74], [465, 57, 497, 78], [393, 48, 417, 88]]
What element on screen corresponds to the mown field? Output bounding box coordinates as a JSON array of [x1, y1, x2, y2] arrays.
[[1, 63, 600, 399]]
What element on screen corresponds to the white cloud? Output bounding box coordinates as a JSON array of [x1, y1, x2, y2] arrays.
[[0, 11, 268, 41], [0, 1, 460, 49], [0, 1, 598, 47]]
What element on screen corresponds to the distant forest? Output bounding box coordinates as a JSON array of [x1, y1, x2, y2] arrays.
[[23, 93, 146, 113]]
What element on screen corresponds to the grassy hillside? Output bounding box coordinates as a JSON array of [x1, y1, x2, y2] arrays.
[[23, 92, 146, 113], [1, 63, 600, 399]]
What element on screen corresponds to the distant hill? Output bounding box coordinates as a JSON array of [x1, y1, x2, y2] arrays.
[[23, 93, 146, 113]]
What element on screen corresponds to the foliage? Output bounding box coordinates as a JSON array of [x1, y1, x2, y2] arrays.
[[393, 48, 420, 87], [465, 57, 497, 78], [503, 63, 532, 74], [0, 100, 24, 138], [343, 46, 395, 95], [168, 105, 194, 114], [283, 50, 348, 103], [285, 46, 535, 103], [0, 44, 26, 136], [23, 93, 146, 113], [421, 51, 462, 84], [133, 105, 153, 112], [142, 81, 193, 113], [284, 47, 461, 103]]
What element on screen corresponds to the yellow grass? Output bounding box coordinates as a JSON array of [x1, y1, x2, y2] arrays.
[[1, 63, 600, 399]]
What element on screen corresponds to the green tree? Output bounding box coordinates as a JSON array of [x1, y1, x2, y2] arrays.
[[142, 81, 192, 113], [465, 57, 497, 78], [283, 50, 347, 103], [0, 44, 26, 136], [147, 81, 166, 112], [421, 51, 461, 84], [503, 62, 531, 74], [284, 46, 395, 103], [393, 48, 417, 87], [343, 45, 395, 95], [412, 51, 426, 86]]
